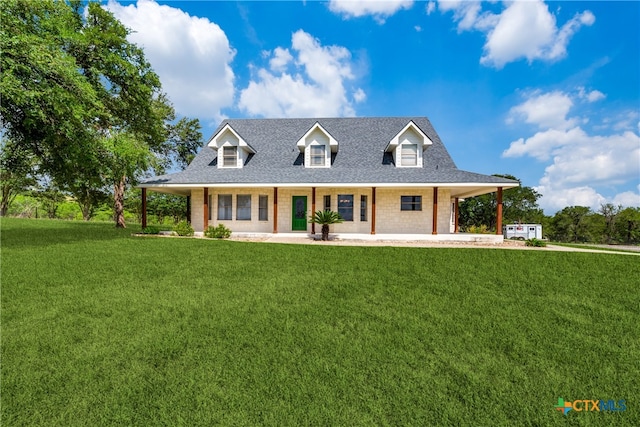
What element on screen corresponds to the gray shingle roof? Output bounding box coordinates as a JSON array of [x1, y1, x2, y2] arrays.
[[141, 117, 517, 186]]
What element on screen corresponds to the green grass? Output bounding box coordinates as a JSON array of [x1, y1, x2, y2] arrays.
[[2, 218, 639, 426]]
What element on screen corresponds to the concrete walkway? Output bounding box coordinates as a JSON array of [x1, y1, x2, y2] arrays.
[[544, 244, 640, 255]]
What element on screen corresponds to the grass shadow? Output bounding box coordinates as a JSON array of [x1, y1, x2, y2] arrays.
[[1, 218, 134, 249]]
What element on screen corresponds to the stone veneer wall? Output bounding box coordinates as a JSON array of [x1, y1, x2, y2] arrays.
[[189, 187, 452, 234]]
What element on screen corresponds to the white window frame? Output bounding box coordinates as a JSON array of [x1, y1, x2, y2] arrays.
[[236, 194, 251, 221], [323, 195, 331, 211], [309, 144, 326, 167], [400, 144, 418, 167], [222, 146, 237, 167], [218, 194, 232, 220], [259, 195, 268, 221]]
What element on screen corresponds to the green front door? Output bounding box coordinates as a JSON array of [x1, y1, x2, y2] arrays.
[[292, 196, 307, 231]]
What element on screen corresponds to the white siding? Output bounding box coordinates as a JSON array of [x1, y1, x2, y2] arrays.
[[303, 129, 331, 168], [396, 128, 423, 167]]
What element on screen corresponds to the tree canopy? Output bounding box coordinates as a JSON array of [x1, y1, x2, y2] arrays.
[[458, 174, 544, 231], [1, 0, 201, 226]]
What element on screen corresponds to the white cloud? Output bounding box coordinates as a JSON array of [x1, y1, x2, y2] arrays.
[[269, 48, 293, 72], [503, 127, 584, 162], [586, 90, 605, 103], [353, 88, 367, 103], [504, 89, 640, 213], [533, 184, 607, 212], [328, 0, 413, 23], [577, 87, 606, 103], [426, 1, 436, 16], [106, 0, 235, 123], [540, 131, 639, 185], [507, 91, 576, 131], [438, 0, 594, 68], [612, 190, 640, 208], [438, 1, 493, 32], [239, 30, 364, 118]]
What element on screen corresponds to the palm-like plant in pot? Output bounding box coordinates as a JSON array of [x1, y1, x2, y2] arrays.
[[309, 210, 344, 241]]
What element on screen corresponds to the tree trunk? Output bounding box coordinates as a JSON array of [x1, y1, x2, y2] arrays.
[[322, 224, 329, 241], [81, 203, 92, 221], [114, 176, 127, 228], [1, 184, 15, 216]]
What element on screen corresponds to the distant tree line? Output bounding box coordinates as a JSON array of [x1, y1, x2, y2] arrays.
[[5, 170, 638, 245], [458, 175, 640, 245], [4, 188, 188, 226]]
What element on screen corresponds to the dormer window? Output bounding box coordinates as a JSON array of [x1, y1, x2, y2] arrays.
[[385, 121, 432, 168], [310, 145, 326, 166], [297, 122, 338, 168], [223, 146, 237, 167], [401, 144, 418, 166], [207, 123, 256, 169]]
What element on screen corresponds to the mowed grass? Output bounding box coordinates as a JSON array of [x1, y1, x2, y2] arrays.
[[2, 218, 638, 426]]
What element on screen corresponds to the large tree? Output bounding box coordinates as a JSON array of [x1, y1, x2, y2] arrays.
[[1, 0, 102, 175], [613, 207, 640, 244], [458, 174, 543, 231], [599, 203, 621, 244], [1, 0, 201, 227], [548, 206, 593, 243], [169, 117, 203, 170]]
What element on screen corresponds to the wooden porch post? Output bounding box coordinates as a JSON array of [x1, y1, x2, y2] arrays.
[[141, 188, 147, 229], [203, 188, 209, 229], [496, 187, 503, 235], [273, 187, 278, 233], [454, 197, 459, 233], [371, 187, 376, 234], [311, 187, 316, 234], [186, 196, 191, 223], [432, 187, 438, 235]]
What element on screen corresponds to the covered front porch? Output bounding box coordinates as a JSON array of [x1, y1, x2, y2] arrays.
[[139, 183, 510, 241]]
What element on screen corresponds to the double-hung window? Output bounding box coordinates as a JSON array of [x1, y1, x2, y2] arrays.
[[218, 194, 232, 220], [259, 195, 268, 221], [360, 195, 368, 221], [323, 195, 331, 211], [400, 196, 422, 211], [310, 145, 325, 166], [223, 146, 237, 167], [401, 144, 417, 166], [338, 194, 353, 221], [237, 195, 251, 220]]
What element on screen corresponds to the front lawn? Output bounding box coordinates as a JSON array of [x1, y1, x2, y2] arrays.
[[2, 218, 638, 426]]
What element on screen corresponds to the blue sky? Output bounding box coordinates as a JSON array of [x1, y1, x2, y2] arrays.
[[105, 0, 640, 214]]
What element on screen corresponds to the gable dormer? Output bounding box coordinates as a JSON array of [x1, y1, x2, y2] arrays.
[[207, 124, 256, 169], [296, 122, 338, 168], [385, 121, 432, 167]]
